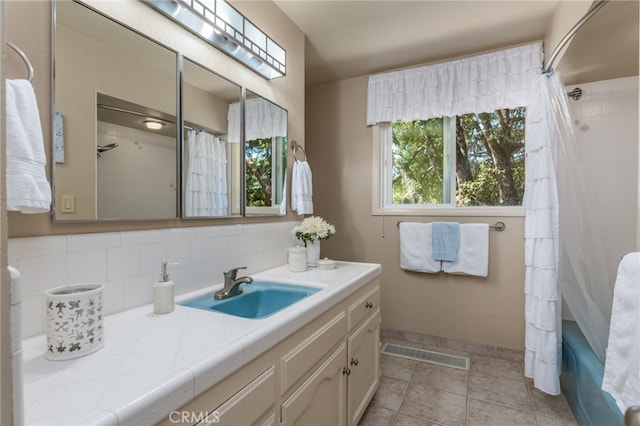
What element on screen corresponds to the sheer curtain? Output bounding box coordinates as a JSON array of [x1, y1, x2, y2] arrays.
[[553, 76, 611, 361], [185, 129, 228, 216], [524, 72, 612, 395]]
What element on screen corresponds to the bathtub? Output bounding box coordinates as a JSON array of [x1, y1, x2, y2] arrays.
[[561, 320, 623, 426]]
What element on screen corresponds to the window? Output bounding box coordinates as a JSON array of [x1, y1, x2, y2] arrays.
[[380, 107, 525, 212], [245, 136, 286, 211]]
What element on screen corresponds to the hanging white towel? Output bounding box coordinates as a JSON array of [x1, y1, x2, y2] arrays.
[[5, 79, 51, 213], [602, 252, 640, 413], [399, 222, 440, 273], [442, 223, 489, 277], [291, 160, 313, 215]]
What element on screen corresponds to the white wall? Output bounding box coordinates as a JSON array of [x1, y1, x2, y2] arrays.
[[566, 76, 639, 287], [97, 122, 177, 219], [9, 222, 300, 339]]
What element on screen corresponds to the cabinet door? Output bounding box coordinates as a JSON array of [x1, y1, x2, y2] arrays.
[[281, 342, 348, 426], [347, 309, 381, 426], [204, 366, 275, 426]]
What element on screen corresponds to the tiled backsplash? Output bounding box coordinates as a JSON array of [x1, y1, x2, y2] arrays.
[[9, 221, 301, 338]]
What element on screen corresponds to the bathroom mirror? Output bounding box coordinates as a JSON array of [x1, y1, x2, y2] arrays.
[[182, 58, 242, 218], [243, 91, 288, 216], [53, 0, 179, 221]]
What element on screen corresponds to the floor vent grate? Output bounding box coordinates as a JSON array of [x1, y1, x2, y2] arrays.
[[381, 343, 470, 370]]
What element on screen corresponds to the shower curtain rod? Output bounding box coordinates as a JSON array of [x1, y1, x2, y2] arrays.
[[543, 0, 609, 74], [97, 104, 201, 131]]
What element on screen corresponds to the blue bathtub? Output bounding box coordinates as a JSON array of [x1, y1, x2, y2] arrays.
[[561, 320, 623, 426]]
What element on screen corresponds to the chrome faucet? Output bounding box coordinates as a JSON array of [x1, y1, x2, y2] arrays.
[[214, 266, 254, 300]]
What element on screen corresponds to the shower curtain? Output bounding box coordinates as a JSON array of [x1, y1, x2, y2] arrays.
[[524, 72, 612, 395], [185, 129, 228, 216]]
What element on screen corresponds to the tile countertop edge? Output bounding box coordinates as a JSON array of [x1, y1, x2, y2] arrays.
[[22, 261, 382, 426]]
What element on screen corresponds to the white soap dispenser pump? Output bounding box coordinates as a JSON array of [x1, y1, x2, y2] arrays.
[[153, 261, 175, 314]]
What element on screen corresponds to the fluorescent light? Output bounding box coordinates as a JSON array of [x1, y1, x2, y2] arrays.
[[145, 0, 286, 79], [144, 119, 164, 130]]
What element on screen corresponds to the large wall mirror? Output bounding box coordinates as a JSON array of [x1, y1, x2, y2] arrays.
[[182, 58, 242, 218], [53, 1, 290, 221], [244, 91, 288, 216], [54, 0, 178, 221]]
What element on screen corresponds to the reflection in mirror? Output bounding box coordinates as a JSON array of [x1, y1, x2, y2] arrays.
[[182, 58, 243, 218], [54, 0, 178, 221], [240, 91, 287, 216]]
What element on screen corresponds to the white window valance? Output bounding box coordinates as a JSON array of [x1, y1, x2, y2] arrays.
[[366, 42, 543, 125], [228, 97, 287, 143]]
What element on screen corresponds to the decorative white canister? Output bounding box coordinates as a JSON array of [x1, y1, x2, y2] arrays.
[[45, 283, 104, 361], [288, 246, 307, 272]]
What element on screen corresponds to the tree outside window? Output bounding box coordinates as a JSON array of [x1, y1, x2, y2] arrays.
[[389, 107, 525, 207]]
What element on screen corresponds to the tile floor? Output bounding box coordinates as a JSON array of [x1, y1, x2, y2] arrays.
[[360, 330, 577, 426]]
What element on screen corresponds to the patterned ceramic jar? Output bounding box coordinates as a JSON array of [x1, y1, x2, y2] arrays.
[[45, 283, 104, 361]]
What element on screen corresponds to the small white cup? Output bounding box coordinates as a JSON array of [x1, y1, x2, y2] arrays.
[[288, 246, 307, 272]]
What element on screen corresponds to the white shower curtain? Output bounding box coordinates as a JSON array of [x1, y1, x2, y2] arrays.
[[524, 72, 562, 395], [185, 129, 228, 216], [554, 79, 612, 361], [524, 71, 612, 395]]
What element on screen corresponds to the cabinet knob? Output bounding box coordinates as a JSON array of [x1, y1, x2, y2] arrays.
[[342, 367, 351, 376], [365, 302, 373, 309], [350, 358, 359, 366]]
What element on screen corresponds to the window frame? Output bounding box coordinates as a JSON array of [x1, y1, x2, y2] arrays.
[[372, 123, 525, 217]]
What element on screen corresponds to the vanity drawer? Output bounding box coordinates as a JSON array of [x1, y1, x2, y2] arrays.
[[348, 285, 380, 331], [207, 366, 275, 426], [281, 312, 347, 395]]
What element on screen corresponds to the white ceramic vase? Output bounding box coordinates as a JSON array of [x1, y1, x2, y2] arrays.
[[306, 241, 321, 266], [45, 283, 104, 360]]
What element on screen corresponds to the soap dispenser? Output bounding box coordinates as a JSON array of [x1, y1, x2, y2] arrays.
[[153, 262, 175, 314]]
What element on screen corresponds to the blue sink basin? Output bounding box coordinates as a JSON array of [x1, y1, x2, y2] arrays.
[[181, 281, 320, 319]]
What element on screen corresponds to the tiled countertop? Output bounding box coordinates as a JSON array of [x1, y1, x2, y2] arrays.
[[22, 261, 382, 425]]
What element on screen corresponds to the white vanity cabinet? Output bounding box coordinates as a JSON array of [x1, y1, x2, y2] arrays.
[[161, 276, 381, 426], [279, 279, 381, 426]]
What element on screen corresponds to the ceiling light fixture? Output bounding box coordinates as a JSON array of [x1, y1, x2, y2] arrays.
[[145, 0, 286, 79], [144, 119, 164, 130]]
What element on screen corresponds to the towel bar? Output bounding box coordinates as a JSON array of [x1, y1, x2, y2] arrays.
[[397, 221, 506, 231], [7, 42, 34, 82]]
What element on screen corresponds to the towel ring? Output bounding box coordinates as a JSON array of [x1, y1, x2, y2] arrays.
[[7, 42, 34, 82], [291, 140, 307, 161]]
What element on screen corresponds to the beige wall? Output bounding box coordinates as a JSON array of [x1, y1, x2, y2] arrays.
[[543, 0, 592, 70], [306, 76, 526, 350], [6, 0, 305, 237]]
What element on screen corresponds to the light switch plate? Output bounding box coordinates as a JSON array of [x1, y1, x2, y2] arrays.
[[61, 194, 75, 213]]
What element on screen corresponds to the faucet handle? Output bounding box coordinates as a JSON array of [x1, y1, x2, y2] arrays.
[[224, 266, 247, 280]]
